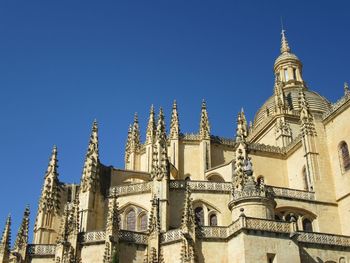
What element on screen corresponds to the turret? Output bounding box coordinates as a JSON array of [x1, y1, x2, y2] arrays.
[[11, 206, 30, 262], [33, 145, 62, 244], [169, 100, 180, 170], [199, 100, 211, 177], [274, 30, 305, 89], [0, 215, 11, 263]]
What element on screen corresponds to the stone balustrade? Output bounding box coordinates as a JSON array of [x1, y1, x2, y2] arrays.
[[245, 217, 291, 233], [27, 244, 56, 256], [80, 231, 106, 243], [119, 230, 148, 245], [110, 182, 152, 196], [268, 185, 315, 201], [169, 180, 232, 193], [160, 229, 183, 244], [297, 232, 350, 247]]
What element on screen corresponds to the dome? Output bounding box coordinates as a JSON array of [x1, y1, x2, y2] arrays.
[[253, 89, 331, 128], [274, 52, 300, 68]]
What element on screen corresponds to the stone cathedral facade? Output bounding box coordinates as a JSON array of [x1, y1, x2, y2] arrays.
[[1, 30, 350, 263]]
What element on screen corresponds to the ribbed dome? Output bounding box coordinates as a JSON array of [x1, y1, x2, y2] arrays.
[[253, 89, 331, 128], [274, 52, 300, 68]]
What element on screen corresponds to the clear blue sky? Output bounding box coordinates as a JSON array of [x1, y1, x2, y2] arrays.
[[1, 0, 349, 241]]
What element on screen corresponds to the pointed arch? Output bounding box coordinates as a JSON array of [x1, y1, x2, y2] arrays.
[[339, 141, 350, 173]]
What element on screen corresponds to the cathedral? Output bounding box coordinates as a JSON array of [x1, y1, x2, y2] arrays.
[[1, 30, 350, 263]]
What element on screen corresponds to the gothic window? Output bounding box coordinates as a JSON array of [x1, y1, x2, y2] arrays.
[[195, 207, 204, 226], [209, 214, 217, 226], [339, 141, 350, 172], [126, 209, 136, 231], [284, 69, 289, 81], [139, 213, 148, 231], [302, 218, 313, 232]]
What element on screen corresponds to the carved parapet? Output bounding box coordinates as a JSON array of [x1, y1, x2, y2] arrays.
[[160, 229, 183, 244], [245, 218, 290, 233], [323, 92, 350, 121], [80, 231, 106, 244], [27, 244, 56, 256], [296, 232, 350, 247], [109, 182, 152, 196], [118, 230, 148, 245], [169, 180, 232, 193], [267, 185, 315, 201]]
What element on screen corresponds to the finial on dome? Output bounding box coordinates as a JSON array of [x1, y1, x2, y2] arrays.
[[281, 29, 291, 54]]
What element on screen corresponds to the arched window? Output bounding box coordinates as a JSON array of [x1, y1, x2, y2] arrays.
[[126, 209, 136, 231], [194, 207, 204, 226], [302, 218, 313, 232], [339, 141, 350, 172], [209, 214, 217, 226], [139, 213, 148, 231]]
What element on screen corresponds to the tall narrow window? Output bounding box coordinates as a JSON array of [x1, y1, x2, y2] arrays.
[[195, 207, 204, 226], [302, 218, 313, 232], [339, 141, 350, 172], [293, 68, 297, 80], [126, 209, 136, 231], [209, 214, 217, 226], [284, 69, 289, 81], [139, 213, 148, 231]]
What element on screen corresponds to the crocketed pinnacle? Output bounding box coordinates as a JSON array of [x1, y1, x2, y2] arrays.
[[146, 105, 156, 144], [106, 189, 119, 237], [0, 215, 11, 251], [39, 146, 61, 213], [80, 120, 100, 193], [156, 108, 167, 146], [125, 124, 133, 163], [199, 100, 210, 140], [170, 100, 180, 140], [281, 29, 291, 54], [344, 82, 349, 95], [131, 113, 141, 151], [181, 186, 196, 233], [148, 196, 160, 233], [13, 206, 30, 252], [236, 108, 247, 142]]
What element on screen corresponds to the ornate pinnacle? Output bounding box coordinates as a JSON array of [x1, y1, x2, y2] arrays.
[[298, 89, 316, 136], [106, 189, 119, 237], [236, 109, 247, 142], [125, 124, 132, 164], [146, 105, 157, 144], [0, 215, 11, 255], [156, 108, 167, 145], [130, 113, 141, 152], [170, 100, 180, 140], [281, 29, 291, 54], [13, 206, 30, 252], [148, 196, 160, 233], [39, 146, 61, 213], [80, 120, 100, 193], [181, 186, 196, 234], [199, 100, 210, 140]]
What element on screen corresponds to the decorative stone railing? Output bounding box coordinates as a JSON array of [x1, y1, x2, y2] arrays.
[[297, 232, 350, 247], [268, 186, 315, 201], [27, 244, 56, 256], [169, 180, 232, 193], [232, 188, 272, 201], [199, 226, 228, 239], [284, 134, 302, 153], [210, 136, 236, 147], [110, 182, 152, 196], [181, 133, 201, 141], [80, 231, 106, 243], [323, 93, 350, 120], [119, 230, 148, 245], [248, 143, 284, 154], [160, 229, 183, 244], [245, 218, 290, 233]]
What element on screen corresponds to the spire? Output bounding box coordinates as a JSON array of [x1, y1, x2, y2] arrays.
[[80, 120, 100, 193], [236, 109, 247, 142], [199, 100, 210, 140], [13, 206, 30, 253], [0, 215, 11, 261], [281, 29, 291, 54], [39, 145, 61, 213], [146, 105, 157, 144], [125, 124, 132, 164], [131, 113, 141, 152], [170, 100, 180, 140]]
